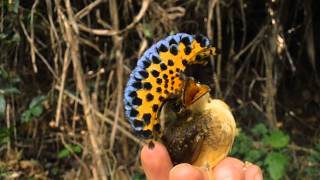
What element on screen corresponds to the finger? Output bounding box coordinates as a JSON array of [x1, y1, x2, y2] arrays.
[[140, 142, 173, 180], [245, 164, 263, 180], [169, 163, 207, 180], [213, 157, 245, 180]]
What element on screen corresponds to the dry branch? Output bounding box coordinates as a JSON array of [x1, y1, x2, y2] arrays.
[[56, 0, 108, 178], [78, 0, 150, 36]]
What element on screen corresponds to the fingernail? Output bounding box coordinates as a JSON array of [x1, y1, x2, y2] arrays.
[[254, 171, 263, 180], [148, 141, 155, 149], [222, 177, 232, 180], [219, 174, 233, 180], [170, 164, 205, 180]]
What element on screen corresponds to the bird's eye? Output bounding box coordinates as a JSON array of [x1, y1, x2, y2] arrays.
[[172, 102, 182, 113]]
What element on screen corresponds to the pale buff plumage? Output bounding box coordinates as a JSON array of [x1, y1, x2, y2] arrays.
[[188, 93, 236, 169]]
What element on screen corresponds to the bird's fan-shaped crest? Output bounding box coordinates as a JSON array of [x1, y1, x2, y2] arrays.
[[124, 33, 216, 139]]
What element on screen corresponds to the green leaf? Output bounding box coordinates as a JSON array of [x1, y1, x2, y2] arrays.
[[263, 130, 289, 148], [245, 149, 264, 162], [0, 33, 7, 40], [0, 66, 8, 79], [0, 95, 5, 118], [305, 167, 320, 177], [29, 95, 46, 108], [11, 76, 21, 84], [10, 32, 21, 43], [132, 172, 146, 180], [58, 144, 82, 159], [315, 143, 320, 151], [71, 145, 82, 153], [13, 0, 20, 13], [308, 144, 320, 162], [31, 105, 43, 117], [20, 95, 46, 123], [0, 87, 21, 95], [21, 110, 32, 123], [142, 24, 153, 38], [57, 149, 71, 159], [230, 132, 253, 156], [0, 127, 9, 145], [251, 123, 268, 137], [265, 152, 288, 180]]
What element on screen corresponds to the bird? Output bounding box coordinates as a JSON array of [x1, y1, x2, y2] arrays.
[[123, 33, 236, 171], [123, 33, 216, 140], [160, 78, 237, 169]]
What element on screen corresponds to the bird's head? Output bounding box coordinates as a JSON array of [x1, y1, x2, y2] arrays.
[[159, 78, 210, 130], [159, 78, 236, 169]]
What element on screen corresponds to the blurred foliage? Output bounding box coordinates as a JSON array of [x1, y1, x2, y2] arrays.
[[0, 95, 5, 118], [231, 122, 320, 180], [305, 144, 320, 178], [21, 95, 46, 123], [132, 173, 146, 180], [231, 123, 290, 180], [0, 127, 9, 145], [58, 144, 82, 159]]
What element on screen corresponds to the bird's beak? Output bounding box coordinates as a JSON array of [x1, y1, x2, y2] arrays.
[[182, 78, 210, 107]]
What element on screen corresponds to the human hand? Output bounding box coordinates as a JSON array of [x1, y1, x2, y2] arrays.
[[140, 142, 263, 180]]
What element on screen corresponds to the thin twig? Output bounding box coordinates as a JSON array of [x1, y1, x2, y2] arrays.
[[207, 0, 217, 39], [58, 0, 108, 178], [54, 85, 142, 145], [214, 0, 222, 97], [75, 0, 103, 20], [78, 0, 150, 36], [262, 43, 277, 128], [5, 104, 11, 155], [108, 0, 124, 150], [288, 144, 317, 154], [30, 0, 39, 73], [233, 26, 267, 62], [58, 133, 91, 178], [46, 0, 62, 75], [20, 21, 59, 80], [55, 47, 71, 127], [239, 0, 247, 49]]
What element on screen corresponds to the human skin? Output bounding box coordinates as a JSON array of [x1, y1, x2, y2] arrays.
[[140, 142, 263, 180]]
